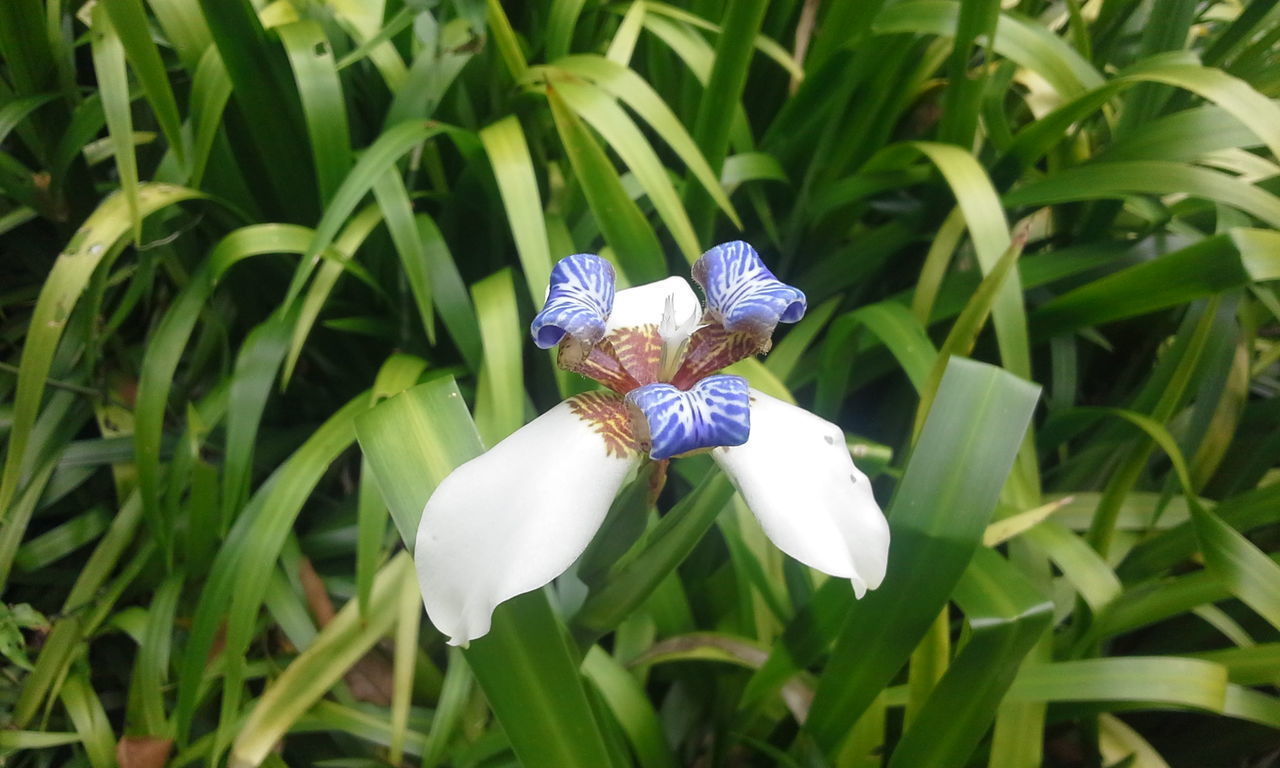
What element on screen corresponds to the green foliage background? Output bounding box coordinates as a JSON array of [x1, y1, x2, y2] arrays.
[[2, 0, 1280, 766]]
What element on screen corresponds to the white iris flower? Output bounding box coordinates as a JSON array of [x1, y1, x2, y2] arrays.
[[416, 242, 890, 645]]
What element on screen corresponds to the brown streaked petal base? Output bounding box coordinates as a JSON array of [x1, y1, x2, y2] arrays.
[[561, 342, 638, 393], [560, 323, 663, 394], [607, 323, 663, 386], [567, 390, 643, 458], [670, 325, 768, 389]]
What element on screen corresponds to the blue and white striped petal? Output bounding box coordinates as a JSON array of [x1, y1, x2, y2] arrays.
[[625, 375, 751, 460], [692, 241, 806, 337], [530, 254, 616, 349]]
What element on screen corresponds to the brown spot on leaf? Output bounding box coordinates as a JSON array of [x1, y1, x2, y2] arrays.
[[117, 736, 172, 768]]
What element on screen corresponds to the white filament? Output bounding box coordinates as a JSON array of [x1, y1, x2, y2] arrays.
[[658, 292, 702, 382]]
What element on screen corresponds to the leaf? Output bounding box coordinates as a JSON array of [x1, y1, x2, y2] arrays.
[[583, 646, 679, 768], [278, 19, 353, 204], [1004, 161, 1280, 229], [281, 119, 455, 306], [804, 358, 1041, 754], [60, 673, 116, 768], [683, 0, 768, 240], [2, 184, 202, 525], [1005, 657, 1228, 712], [471, 269, 524, 445], [371, 170, 436, 342], [480, 116, 555, 304], [887, 548, 1052, 768], [545, 85, 667, 283], [872, 0, 1104, 97], [1032, 229, 1280, 336], [104, 0, 187, 167], [549, 55, 741, 229], [574, 474, 736, 639], [547, 75, 701, 263], [230, 554, 413, 768], [89, 4, 140, 241]]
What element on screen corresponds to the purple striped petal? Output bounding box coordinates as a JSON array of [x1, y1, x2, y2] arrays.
[[531, 254, 616, 349], [625, 375, 751, 460], [693, 241, 806, 338]]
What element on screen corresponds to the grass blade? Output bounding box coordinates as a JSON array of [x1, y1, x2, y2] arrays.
[[804, 357, 1041, 755]]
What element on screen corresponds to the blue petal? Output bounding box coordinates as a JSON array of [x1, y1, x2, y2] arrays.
[[692, 241, 806, 336], [531, 254, 617, 349], [625, 375, 751, 460]]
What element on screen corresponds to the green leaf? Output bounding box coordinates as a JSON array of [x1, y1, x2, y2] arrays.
[[1193, 644, 1280, 686], [804, 358, 1041, 755], [135, 223, 311, 533], [914, 227, 1026, 432], [472, 268, 524, 445], [420, 647, 474, 767], [485, 0, 528, 80], [1032, 229, 1280, 337], [547, 0, 588, 60], [104, 0, 187, 167], [683, 0, 768, 240], [187, 46, 233, 186], [549, 55, 741, 229], [546, 85, 667, 283], [1021, 520, 1121, 612], [136, 574, 182, 736], [547, 75, 701, 263], [873, 141, 1029, 379], [372, 170, 436, 342], [888, 548, 1052, 768], [480, 116, 555, 304], [59, 673, 116, 768], [584, 646, 679, 768], [1004, 161, 1280, 229], [89, 4, 140, 241], [872, 0, 1104, 97], [230, 553, 413, 768], [281, 204, 386, 384], [1118, 56, 1280, 162], [354, 378, 484, 546], [1191, 501, 1280, 633], [1005, 657, 1228, 712], [2, 184, 202, 525], [418, 214, 484, 370], [574, 474, 736, 639], [278, 19, 353, 205]]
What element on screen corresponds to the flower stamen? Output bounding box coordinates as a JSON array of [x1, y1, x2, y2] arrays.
[[657, 293, 701, 383]]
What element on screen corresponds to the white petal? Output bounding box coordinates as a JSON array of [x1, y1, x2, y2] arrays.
[[711, 390, 890, 596], [606, 276, 700, 335], [415, 398, 640, 645]]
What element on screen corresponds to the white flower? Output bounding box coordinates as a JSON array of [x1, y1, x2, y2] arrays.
[[416, 242, 890, 645]]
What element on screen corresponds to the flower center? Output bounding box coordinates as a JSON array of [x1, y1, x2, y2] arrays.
[[557, 289, 767, 396], [531, 244, 809, 460]]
